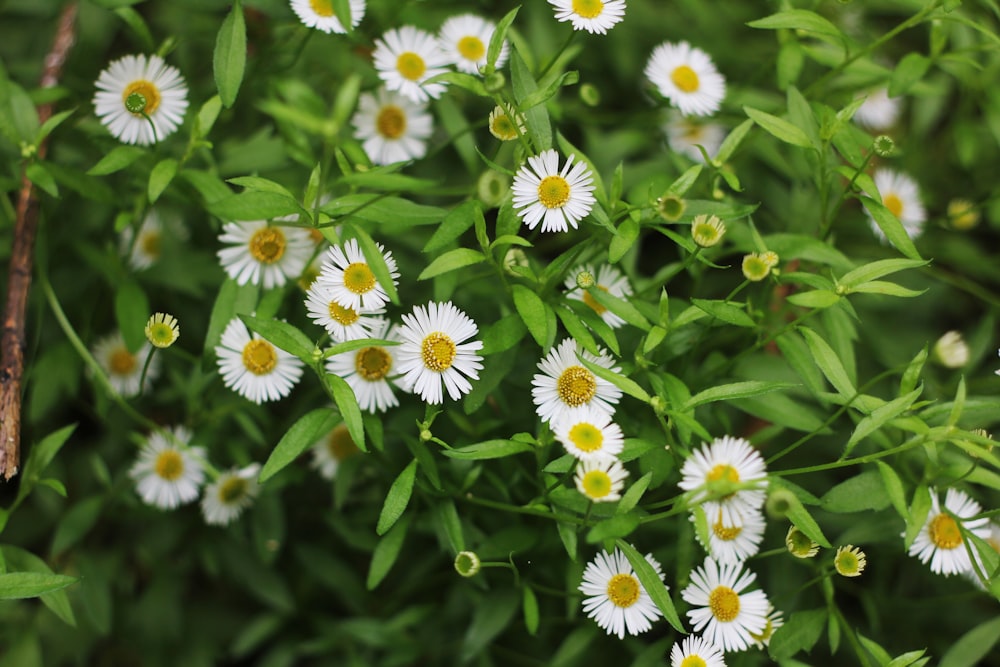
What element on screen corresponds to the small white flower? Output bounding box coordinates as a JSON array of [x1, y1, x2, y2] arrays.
[[932, 330, 969, 369], [372, 26, 451, 103], [289, 0, 365, 34], [512, 150, 596, 233], [93, 331, 157, 397], [438, 14, 507, 74], [853, 87, 901, 131], [531, 338, 623, 425], [325, 317, 403, 413], [866, 168, 926, 241], [669, 635, 727, 667], [215, 317, 305, 404], [129, 427, 205, 509], [201, 463, 261, 526], [645, 41, 726, 117], [679, 435, 768, 527], [395, 301, 483, 404], [217, 220, 314, 290], [908, 487, 991, 576], [564, 263, 633, 329], [579, 547, 664, 639], [93, 54, 189, 145], [553, 405, 625, 461], [316, 238, 399, 312], [575, 456, 628, 502], [352, 87, 433, 165], [119, 209, 187, 270], [310, 423, 361, 480], [305, 281, 385, 343], [682, 557, 770, 653], [696, 506, 767, 565], [548, 0, 627, 35], [665, 111, 725, 163]]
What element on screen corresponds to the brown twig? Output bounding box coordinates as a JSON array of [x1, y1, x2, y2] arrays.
[[0, 1, 79, 481]]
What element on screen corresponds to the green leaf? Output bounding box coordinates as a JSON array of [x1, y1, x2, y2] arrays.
[[424, 200, 481, 253], [520, 70, 580, 111], [479, 313, 527, 355], [417, 248, 486, 280], [35, 108, 75, 144], [511, 284, 553, 348], [744, 106, 815, 149], [147, 158, 177, 203], [522, 586, 540, 636], [259, 409, 340, 483], [768, 608, 827, 660], [204, 278, 258, 355], [0, 572, 77, 600], [877, 461, 908, 520], [440, 440, 534, 460], [214, 0, 247, 107], [847, 281, 925, 298], [800, 326, 855, 399], [554, 305, 599, 356], [608, 217, 639, 263], [839, 258, 927, 289], [325, 373, 365, 452], [0, 546, 76, 626], [113, 7, 154, 51], [488, 6, 519, 69], [845, 386, 922, 455], [716, 119, 754, 164], [820, 469, 891, 513], [858, 633, 893, 666], [772, 479, 831, 547], [432, 501, 465, 554], [87, 146, 145, 176], [239, 314, 313, 361], [367, 515, 411, 589], [227, 176, 296, 199], [585, 287, 651, 330], [889, 52, 930, 97], [667, 164, 703, 197], [691, 298, 756, 327], [114, 280, 149, 353], [586, 514, 640, 543], [209, 191, 305, 221], [26, 163, 58, 197], [787, 290, 841, 309], [617, 472, 652, 515], [510, 46, 551, 151], [576, 354, 650, 404], [747, 9, 844, 38], [350, 224, 401, 306], [616, 541, 684, 633], [685, 381, 796, 409], [860, 197, 923, 261], [940, 610, 1000, 666], [196, 95, 223, 138], [376, 459, 418, 536], [461, 589, 519, 663], [904, 485, 931, 550]]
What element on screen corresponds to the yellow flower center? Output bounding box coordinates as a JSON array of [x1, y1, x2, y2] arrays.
[[581, 469, 612, 499], [147, 322, 176, 347], [242, 339, 278, 375], [556, 365, 597, 407], [122, 80, 161, 115], [248, 227, 287, 264], [376, 105, 407, 139], [218, 476, 249, 503], [671, 65, 700, 93], [421, 331, 457, 372], [680, 119, 706, 142], [154, 449, 185, 481], [490, 113, 519, 140], [328, 301, 359, 326], [681, 657, 707, 667], [457, 35, 485, 61], [692, 221, 719, 245], [309, 0, 335, 16], [109, 348, 138, 376], [708, 585, 740, 622], [355, 346, 392, 381], [836, 549, 861, 575], [929, 513, 963, 550], [581, 284, 609, 315], [568, 422, 604, 453], [396, 52, 426, 81], [884, 193, 904, 218], [326, 423, 359, 460], [605, 572, 640, 608], [140, 230, 161, 258], [707, 463, 740, 484], [343, 262, 376, 294], [537, 175, 571, 209], [572, 0, 605, 19], [713, 519, 743, 542]]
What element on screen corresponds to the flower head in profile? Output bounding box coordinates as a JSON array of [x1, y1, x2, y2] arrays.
[[93, 331, 157, 397], [439, 14, 507, 74], [669, 636, 726, 667], [682, 557, 770, 653], [215, 317, 305, 404], [326, 317, 403, 413], [290, 0, 365, 34], [835, 545, 867, 577], [129, 426, 205, 509], [395, 302, 483, 404], [645, 42, 726, 117], [908, 487, 990, 576], [310, 423, 361, 480], [145, 313, 180, 349], [488, 104, 526, 141], [548, 0, 627, 35], [352, 87, 432, 166], [201, 463, 261, 526], [691, 214, 726, 248], [93, 54, 189, 145], [697, 506, 766, 565], [217, 221, 314, 290], [564, 264, 633, 329], [512, 150, 596, 233], [579, 547, 664, 639], [666, 112, 725, 163], [372, 26, 450, 103], [867, 168, 926, 241], [575, 456, 628, 502], [932, 331, 969, 369], [531, 338, 623, 424], [553, 405, 625, 461], [305, 281, 385, 343], [853, 87, 901, 131], [785, 525, 820, 559], [679, 436, 768, 527], [316, 238, 400, 312]]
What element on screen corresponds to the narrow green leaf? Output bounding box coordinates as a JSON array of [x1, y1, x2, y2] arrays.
[[877, 462, 908, 520], [940, 607, 1000, 666], [820, 469, 891, 513], [772, 479, 831, 547], [522, 586, 540, 636], [367, 515, 411, 589], [617, 472, 653, 515], [616, 541, 684, 633], [208, 191, 304, 221], [744, 106, 815, 149], [433, 501, 465, 553], [768, 608, 827, 660], [747, 9, 844, 38], [0, 572, 77, 600], [554, 305, 599, 356], [196, 95, 223, 138], [847, 281, 925, 298], [800, 326, 855, 399], [440, 440, 533, 460], [239, 314, 313, 361], [860, 197, 922, 261], [479, 313, 527, 355], [510, 46, 551, 150], [424, 200, 481, 253], [87, 146, 145, 176], [26, 163, 58, 197], [585, 287, 651, 330], [889, 52, 930, 97], [519, 70, 579, 110], [214, 0, 247, 108], [113, 7, 154, 51], [350, 224, 401, 306], [417, 248, 486, 280], [325, 373, 365, 452], [691, 298, 756, 327], [576, 354, 651, 404], [838, 258, 927, 288], [114, 280, 149, 353], [686, 381, 795, 409], [259, 409, 340, 483], [0, 546, 76, 626], [488, 6, 519, 69], [227, 176, 296, 199], [715, 119, 754, 164], [35, 108, 76, 144], [845, 386, 921, 455], [586, 514, 640, 543], [667, 164, 703, 197], [376, 459, 418, 536], [148, 158, 178, 203], [511, 284, 552, 348], [608, 217, 639, 263], [787, 290, 841, 309]]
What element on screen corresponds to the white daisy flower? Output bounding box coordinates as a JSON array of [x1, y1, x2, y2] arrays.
[[645, 41, 726, 117], [665, 111, 726, 163], [215, 317, 305, 404], [119, 209, 188, 270], [575, 455, 628, 502], [579, 547, 664, 639], [488, 104, 526, 141], [548, 0, 627, 35], [511, 149, 597, 233], [749, 605, 784, 649], [305, 281, 385, 343], [853, 87, 901, 131], [438, 14, 508, 74], [352, 87, 432, 166], [372, 26, 450, 103], [326, 317, 403, 413], [678, 435, 768, 528], [682, 557, 771, 653], [564, 263, 633, 329], [932, 330, 970, 369], [908, 487, 990, 576], [217, 220, 314, 290], [129, 426, 205, 510], [553, 405, 625, 461], [93, 54, 189, 145], [395, 302, 483, 404], [866, 168, 926, 241], [92, 331, 158, 397], [289, 0, 364, 34], [531, 338, 623, 424], [316, 238, 399, 312], [697, 506, 766, 565], [310, 422, 362, 480], [669, 636, 726, 667], [201, 463, 261, 526]]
